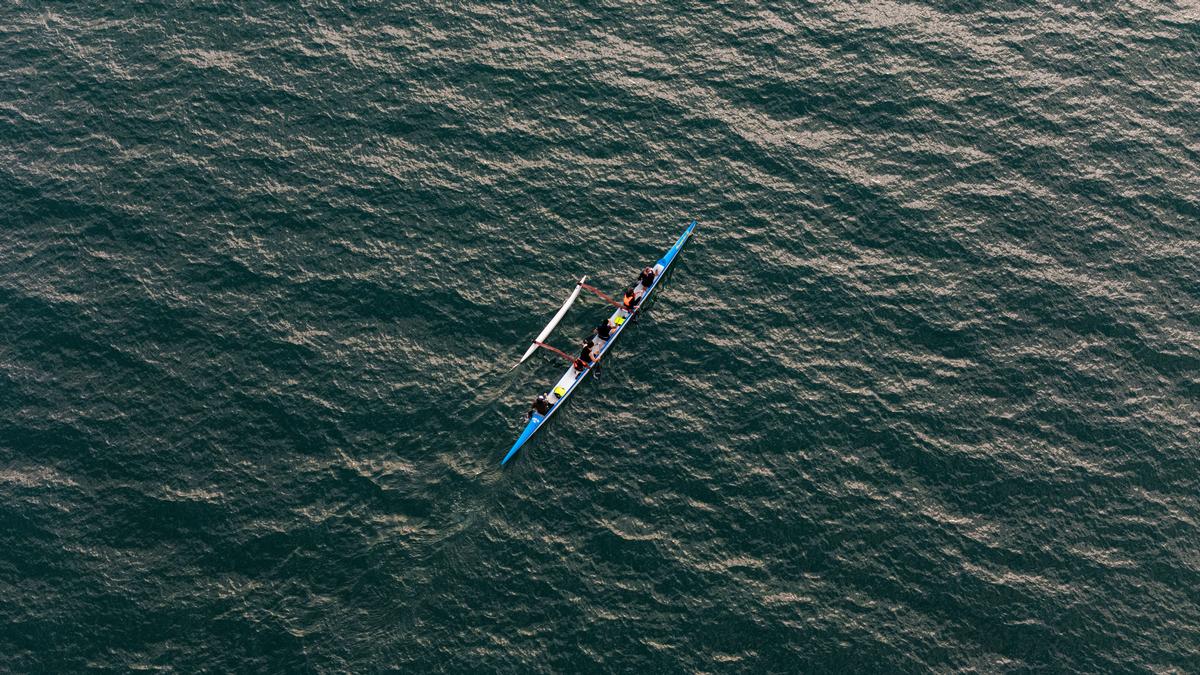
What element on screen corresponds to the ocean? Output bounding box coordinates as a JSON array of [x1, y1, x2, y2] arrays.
[[2, 1, 1198, 671]]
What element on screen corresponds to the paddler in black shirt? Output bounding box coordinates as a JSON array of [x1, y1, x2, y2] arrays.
[[638, 266, 656, 289], [528, 393, 551, 419], [594, 319, 615, 341], [573, 339, 596, 373]]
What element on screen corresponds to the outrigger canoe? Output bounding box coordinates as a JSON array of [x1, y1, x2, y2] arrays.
[[502, 220, 696, 465]]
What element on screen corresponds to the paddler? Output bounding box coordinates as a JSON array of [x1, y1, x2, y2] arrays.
[[621, 286, 640, 311], [573, 339, 596, 372], [528, 393, 551, 419], [593, 318, 615, 341], [638, 266, 656, 289]]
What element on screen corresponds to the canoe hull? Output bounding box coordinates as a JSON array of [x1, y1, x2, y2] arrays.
[[502, 220, 696, 466]]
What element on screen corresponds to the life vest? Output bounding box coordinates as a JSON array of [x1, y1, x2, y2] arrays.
[[622, 291, 637, 309]]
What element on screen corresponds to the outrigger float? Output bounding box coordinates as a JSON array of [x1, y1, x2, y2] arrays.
[[502, 220, 696, 465]]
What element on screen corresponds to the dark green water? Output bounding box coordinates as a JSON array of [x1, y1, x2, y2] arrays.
[[3, 2, 1198, 671]]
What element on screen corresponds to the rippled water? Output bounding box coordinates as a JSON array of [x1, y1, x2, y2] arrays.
[[3, 2, 1198, 671]]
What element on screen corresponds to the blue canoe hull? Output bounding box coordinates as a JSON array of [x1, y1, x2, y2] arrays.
[[502, 220, 696, 465]]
